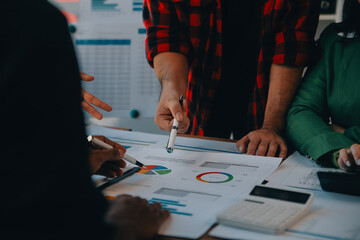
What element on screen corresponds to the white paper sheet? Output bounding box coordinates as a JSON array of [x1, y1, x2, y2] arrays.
[[210, 190, 360, 240], [266, 152, 342, 191], [210, 225, 327, 240], [96, 147, 281, 239], [86, 124, 239, 155]]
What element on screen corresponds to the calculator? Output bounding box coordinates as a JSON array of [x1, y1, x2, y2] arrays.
[[217, 185, 314, 234]]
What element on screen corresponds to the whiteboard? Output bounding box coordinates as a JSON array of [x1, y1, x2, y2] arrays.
[[49, 0, 160, 119]]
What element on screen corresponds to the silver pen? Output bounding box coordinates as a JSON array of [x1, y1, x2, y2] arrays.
[[166, 95, 183, 153], [87, 135, 147, 168]]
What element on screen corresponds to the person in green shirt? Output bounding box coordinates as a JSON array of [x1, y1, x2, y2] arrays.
[[286, 0, 360, 172]]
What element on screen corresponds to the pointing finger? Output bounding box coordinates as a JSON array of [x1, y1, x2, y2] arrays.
[[80, 72, 95, 81]]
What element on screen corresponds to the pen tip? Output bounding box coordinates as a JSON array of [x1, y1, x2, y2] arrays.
[[142, 165, 148, 169]]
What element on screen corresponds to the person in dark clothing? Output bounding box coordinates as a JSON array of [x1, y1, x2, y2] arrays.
[[0, 1, 169, 239]]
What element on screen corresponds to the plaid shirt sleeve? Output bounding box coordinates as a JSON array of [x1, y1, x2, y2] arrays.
[[143, 0, 192, 67], [270, 0, 320, 66]]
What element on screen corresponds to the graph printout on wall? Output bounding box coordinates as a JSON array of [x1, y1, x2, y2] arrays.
[[52, 0, 161, 118]]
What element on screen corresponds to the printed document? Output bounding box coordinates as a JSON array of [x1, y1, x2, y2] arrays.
[[87, 128, 281, 239]]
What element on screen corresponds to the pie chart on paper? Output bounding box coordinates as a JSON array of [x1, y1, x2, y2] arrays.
[[138, 165, 172, 175], [196, 172, 233, 183]]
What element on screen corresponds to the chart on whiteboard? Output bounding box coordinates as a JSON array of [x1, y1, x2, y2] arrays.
[[75, 0, 160, 118], [79, 0, 143, 21]]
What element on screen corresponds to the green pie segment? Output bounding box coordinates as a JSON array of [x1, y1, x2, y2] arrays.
[[153, 169, 172, 175]]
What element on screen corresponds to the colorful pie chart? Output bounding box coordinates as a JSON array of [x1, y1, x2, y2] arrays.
[[196, 172, 233, 183], [138, 165, 172, 175]]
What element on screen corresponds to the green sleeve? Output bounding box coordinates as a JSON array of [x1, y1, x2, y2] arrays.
[[344, 126, 360, 143], [286, 27, 354, 163]]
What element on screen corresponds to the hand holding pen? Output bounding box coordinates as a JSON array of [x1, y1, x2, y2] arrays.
[[88, 135, 147, 169], [87, 135, 127, 177], [166, 95, 185, 153]]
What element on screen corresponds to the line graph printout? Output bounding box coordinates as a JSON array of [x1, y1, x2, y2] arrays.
[[100, 148, 281, 238]]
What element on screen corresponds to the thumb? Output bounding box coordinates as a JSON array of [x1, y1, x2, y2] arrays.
[[169, 97, 184, 122]]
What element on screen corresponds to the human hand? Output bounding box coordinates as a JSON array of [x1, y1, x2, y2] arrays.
[[236, 128, 287, 158], [81, 72, 112, 120], [107, 195, 170, 240], [89, 136, 127, 177], [154, 87, 190, 133], [337, 144, 360, 172]]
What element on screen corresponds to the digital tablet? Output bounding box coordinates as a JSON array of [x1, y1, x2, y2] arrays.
[[317, 171, 360, 196]]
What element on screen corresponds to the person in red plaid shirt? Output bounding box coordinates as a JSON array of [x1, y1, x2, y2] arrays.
[[143, 0, 320, 158]]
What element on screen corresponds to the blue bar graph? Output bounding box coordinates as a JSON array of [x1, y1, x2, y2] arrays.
[[133, 0, 143, 11], [92, 0, 120, 12], [76, 40, 131, 46], [148, 198, 193, 216], [138, 28, 147, 34]]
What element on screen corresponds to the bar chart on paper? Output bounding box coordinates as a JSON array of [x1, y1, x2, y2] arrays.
[[148, 198, 193, 216]]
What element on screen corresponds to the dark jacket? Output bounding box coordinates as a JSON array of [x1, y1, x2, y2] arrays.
[[0, 1, 114, 239]]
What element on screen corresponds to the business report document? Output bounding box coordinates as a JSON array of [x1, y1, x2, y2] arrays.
[[94, 147, 281, 238]]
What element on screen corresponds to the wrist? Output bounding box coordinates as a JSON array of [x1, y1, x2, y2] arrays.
[[160, 79, 187, 96], [161, 81, 187, 96], [262, 122, 284, 134], [262, 110, 286, 133], [154, 52, 189, 95]]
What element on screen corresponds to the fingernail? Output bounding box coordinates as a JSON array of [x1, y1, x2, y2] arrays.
[[239, 146, 243, 152], [346, 161, 351, 167]]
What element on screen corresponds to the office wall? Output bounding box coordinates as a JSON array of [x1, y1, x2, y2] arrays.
[[49, 0, 164, 134], [48, 0, 342, 134]]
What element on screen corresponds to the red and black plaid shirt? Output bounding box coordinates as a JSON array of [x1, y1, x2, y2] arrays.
[[143, 0, 320, 136]]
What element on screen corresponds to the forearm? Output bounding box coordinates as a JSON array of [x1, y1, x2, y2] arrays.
[[263, 64, 304, 132], [154, 52, 189, 95]]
